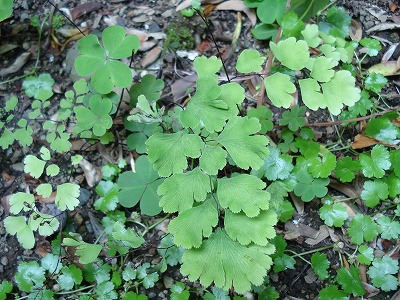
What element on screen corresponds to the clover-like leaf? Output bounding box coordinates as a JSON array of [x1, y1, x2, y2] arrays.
[[169, 199, 219, 248], [280, 105, 307, 131], [74, 95, 113, 136], [359, 145, 391, 178], [181, 228, 275, 293], [224, 209, 277, 246], [236, 49, 266, 73], [94, 181, 119, 212], [158, 167, 209, 213], [347, 214, 378, 245], [118, 155, 163, 216], [265, 72, 296, 108], [251, 23, 277, 40], [217, 174, 270, 217], [281, 11, 305, 38], [270, 37, 310, 70], [55, 183, 80, 211], [368, 256, 399, 292], [319, 202, 348, 227], [365, 116, 400, 144], [130, 74, 164, 103], [293, 170, 329, 202]]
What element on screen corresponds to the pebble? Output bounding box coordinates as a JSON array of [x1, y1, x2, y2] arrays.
[[163, 276, 173, 288], [147, 292, 156, 298], [78, 188, 91, 205], [1, 256, 8, 266]]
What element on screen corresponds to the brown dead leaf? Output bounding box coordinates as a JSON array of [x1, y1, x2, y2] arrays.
[[329, 179, 359, 199], [351, 134, 379, 149], [171, 74, 197, 102], [1, 195, 12, 216], [79, 159, 102, 187], [389, 1, 398, 12], [71, 2, 103, 20], [382, 43, 399, 62], [366, 22, 400, 33], [284, 221, 319, 240], [214, 1, 257, 26], [368, 61, 400, 76], [350, 19, 363, 41], [36, 191, 57, 204], [290, 192, 304, 214], [362, 281, 380, 298], [305, 225, 330, 246], [140, 46, 162, 67]]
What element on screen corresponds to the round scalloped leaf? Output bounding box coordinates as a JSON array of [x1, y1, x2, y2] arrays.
[[193, 56, 222, 78], [181, 228, 275, 293], [102, 26, 140, 59], [224, 209, 277, 246], [158, 167, 210, 213], [24, 155, 46, 179], [9, 192, 35, 214], [265, 73, 296, 108], [270, 37, 310, 70], [301, 24, 321, 47], [168, 199, 218, 248], [236, 49, 266, 73], [217, 174, 270, 217], [55, 183, 80, 211], [46, 164, 60, 176], [14, 261, 46, 292], [307, 56, 337, 83], [256, 0, 286, 24], [22, 73, 54, 100]]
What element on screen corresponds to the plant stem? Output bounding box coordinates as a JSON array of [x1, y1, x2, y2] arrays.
[[141, 214, 170, 236], [286, 244, 335, 259]]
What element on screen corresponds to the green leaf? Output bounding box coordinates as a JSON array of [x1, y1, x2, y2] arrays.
[[359, 145, 391, 178], [94, 181, 119, 212], [158, 234, 184, 266], [96, 282, 117, 300], [270, 37, 310, 70], [46, 164, 60, 176], [319, 202, 348, 227], [365, 116, 400, 144], [360, 38, 381, 56], [118, 155, 163, 216], [147, 131, 203, 177], [252, 146, 293, 181], [279, 105, 306, 131], [122, 292, 148, 300], [367, 256, 399, 291], [337, 265, 365, 296], [273, 254, 296, 272], [236, 49, 266, 73], [122, 265, 137, 281], [265, 73, 296, 108], [365, 72, 387, 94], [14, 261, 45, 292], [125, 122, 161, 154], [281, 11, 305, 38], [169, 199, 218, 248], [0, 0, 13, 21], [24, 155, 46, 178], [301, 24, 321, 47], [74, 95, 113, 136], [251, 23, 277, 40], [311, 252, 329, 279], [318, 285, 348, 300], [0, 280, 13, 300], [217, 174, 270, 217], [142, 272, 159, 288], [377, 215, 400, 240], [386, 173, 400, 198], [180, 79, 244, 132], [307, 56, 337, 82], [55, 183, 80, 211], [9, 192, 35, 214], [225, 209, 276, 246], [334, 157, 360, 182], [158, 167, 209, 213], [62, 238, 102, 264], [0, 129, 15, 149], [293, 170, 329, 202], [357, 245, 374, 265], [170, 282, 190, 300], [247, 106, 273, 134], [112, 221, 145, 248], [291, 0, 329, 21], [181, 228, 274, 293], [340, 90, 373, 121], [321, 70, 361, 115], [75, 26, 139, 94], [215, 117, 269, 170], [199, 145, 227, 175], [347, 214, 378, 245], [256, 0, 286, 24], [319, 7, 351, 39], [29, 211, 59, 236], [4, 216, 35, 249], [41, 253, 62, 274], [361, 180, 389, 208], [22, 73, 54, 100], [298, 78, 324, 111], [58, 265, 83, 291], [391, 150, 400, 177]]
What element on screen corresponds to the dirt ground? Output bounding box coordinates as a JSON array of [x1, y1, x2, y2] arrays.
[[0, 0, 399, 299]]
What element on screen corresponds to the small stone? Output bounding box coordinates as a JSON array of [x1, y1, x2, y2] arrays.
[[158, 292, 166, 298], [163, 276, 174, 288], [147, 292, 157, 298], [1, 256, 8, 266]]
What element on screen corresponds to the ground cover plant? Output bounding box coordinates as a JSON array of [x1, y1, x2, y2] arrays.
[[1, 0, 400, 299]]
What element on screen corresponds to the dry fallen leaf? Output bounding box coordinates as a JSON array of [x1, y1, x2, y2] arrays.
[[305, 225, 330, 246], [0, 52, 30, 77], [140, 45, 162, 67], [382, 43, 399, 63], [351, 133, 379, 149], [366, 22, 400, 33], [71, 2, 103, 20], [78, 159, 102, 187], [350, 19, 363, 41], [368, 61, 400, 76], [214, 0, 257, 26]]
